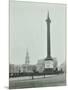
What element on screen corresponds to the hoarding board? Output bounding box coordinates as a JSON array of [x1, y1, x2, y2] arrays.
[[45, 60, 53, 68]]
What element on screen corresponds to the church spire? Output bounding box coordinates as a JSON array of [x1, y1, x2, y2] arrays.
[[25, 49, 30, 65]]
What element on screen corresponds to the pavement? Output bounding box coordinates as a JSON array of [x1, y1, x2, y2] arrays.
[[9, 74, 66, 89]]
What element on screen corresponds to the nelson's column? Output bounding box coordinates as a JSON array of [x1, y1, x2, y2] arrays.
[[44, 12, 57, 72]]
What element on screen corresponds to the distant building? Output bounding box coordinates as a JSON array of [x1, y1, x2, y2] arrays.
[[9, 64, 20, 74], [36, 59, 45, 73], [9, 64, 14, 74], [14, 65, 20, 73], [21, 64, 36, 73], [20, 65, 23, 73], [53, 58, 58, 70], [58, 62, 66, 73]]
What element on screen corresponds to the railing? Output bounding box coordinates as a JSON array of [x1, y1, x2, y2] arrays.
[[9, 70, 64, 78]]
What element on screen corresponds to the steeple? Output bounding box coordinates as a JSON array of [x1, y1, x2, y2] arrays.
[[25, 49, 30, 65]]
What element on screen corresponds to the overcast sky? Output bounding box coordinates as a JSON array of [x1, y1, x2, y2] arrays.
[[10, 0, 66, 66]]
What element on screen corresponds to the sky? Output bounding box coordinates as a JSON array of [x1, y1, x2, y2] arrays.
[[10, 0, 66, 66]]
